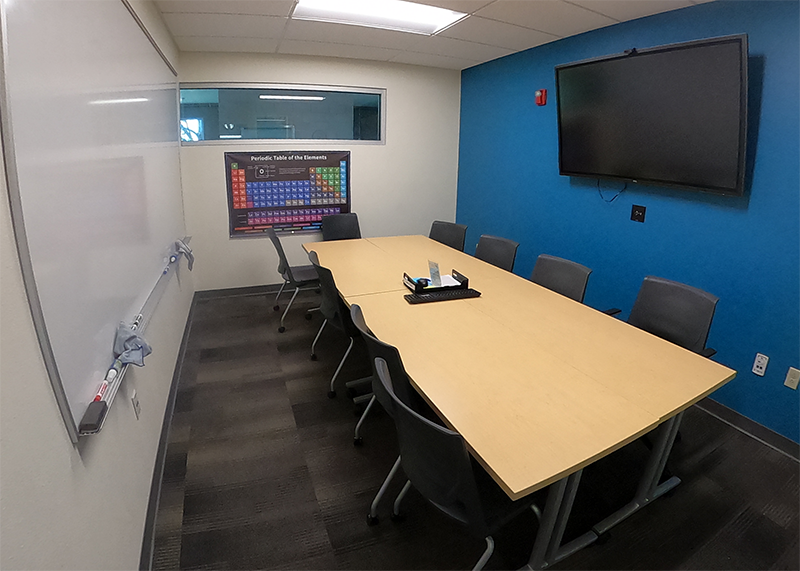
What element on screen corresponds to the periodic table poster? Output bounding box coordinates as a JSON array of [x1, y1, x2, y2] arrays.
[[225, 151, 350, 237]]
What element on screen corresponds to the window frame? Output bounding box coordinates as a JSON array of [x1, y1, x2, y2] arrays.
[[179, 82, 386, 145]]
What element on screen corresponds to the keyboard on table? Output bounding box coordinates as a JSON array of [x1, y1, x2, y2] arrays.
[[404, 288, 482, 304]]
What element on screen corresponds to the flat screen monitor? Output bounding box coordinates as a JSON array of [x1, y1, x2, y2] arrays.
[[555, 34, 748, 196]]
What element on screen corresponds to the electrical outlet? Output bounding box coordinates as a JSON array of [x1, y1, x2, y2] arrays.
[[752, 353, 769, 376], [131, 390, 141, 419], [631, 205, 646, 223], [785, 367, 800, 390]]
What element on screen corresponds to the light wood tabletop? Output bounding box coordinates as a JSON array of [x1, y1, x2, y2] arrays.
[[302, 238, 407, 297], [303, 235, 737, 500]]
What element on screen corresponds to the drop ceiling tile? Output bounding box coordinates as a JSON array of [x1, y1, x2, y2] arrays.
[[390, 51, 479, 70], [162, 12, 287, 38], [278, 39, 400, 62], [156, 0, 294, 16], [406, 0, 496, 14], [175, 35, 279, 52], [412, 34, 514, 62], [439, 15, 559, 51], [476, 0, 617, 37], [284, 20, 421, 51], [567, 0, 694, 22]]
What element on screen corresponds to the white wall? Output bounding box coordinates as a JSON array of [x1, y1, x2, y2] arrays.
[[0, 144, 193, 571], [179, 52, 461, 290], [127, 0, 180, 71], [0, 2, 193, 569]]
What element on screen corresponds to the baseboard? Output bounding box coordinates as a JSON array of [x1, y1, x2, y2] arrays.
[[138, 292, 198, 571], [194, 283, 281, 300], [696, 397, 799, 461]]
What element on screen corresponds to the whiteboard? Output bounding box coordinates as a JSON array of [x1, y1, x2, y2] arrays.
[[2, 0, 185, 441]]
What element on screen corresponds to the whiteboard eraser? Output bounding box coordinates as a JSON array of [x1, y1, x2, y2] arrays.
[[79, 401, 108, 433]]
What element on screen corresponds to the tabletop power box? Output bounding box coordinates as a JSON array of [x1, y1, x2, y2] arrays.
[[402, 270, 481, 304]]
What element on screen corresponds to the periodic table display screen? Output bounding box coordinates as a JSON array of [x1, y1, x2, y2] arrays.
[[225, 151, 350, 237]]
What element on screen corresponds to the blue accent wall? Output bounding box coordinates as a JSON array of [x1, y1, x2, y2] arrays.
[[457, 0, 799, 441]]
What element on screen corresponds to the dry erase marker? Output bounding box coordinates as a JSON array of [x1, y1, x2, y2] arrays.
[[105, 358, 123, 381], [93, 380, 109, 402]]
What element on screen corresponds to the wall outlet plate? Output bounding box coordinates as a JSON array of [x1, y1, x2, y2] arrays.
[[631, 205, 646, 223], [752, 353, 769, 376], [785, 367, 800, 390]]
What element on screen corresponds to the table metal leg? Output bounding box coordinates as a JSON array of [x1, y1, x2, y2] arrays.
[[524, 469, 590, 570], [591, 411, 683, 536], [522, 411, 685, 570]]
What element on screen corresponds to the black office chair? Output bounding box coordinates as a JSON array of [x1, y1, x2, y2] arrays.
[[307, 250, 369, 398], [529, 254, 592, 303], [376, 357, 544, 570], [429, 220, 468, 251], [350, 304, 424, 446], [349, 305, 434, 525], [474, 234, 519, 272], [266, 227, 319, 333], [608, 276, 719, 357], [321, 212, 361, 240], [608, 276, 719, 451]]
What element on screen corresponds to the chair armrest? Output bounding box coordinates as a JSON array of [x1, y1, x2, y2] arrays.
[[603, 308, 622, 317], [700, 347, 717, 358]]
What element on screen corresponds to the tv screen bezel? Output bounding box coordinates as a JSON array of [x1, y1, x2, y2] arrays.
[[555, 34, 749, 197]]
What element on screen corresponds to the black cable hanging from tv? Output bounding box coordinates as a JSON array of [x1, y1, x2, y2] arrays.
[[597, 180, 627, 203]]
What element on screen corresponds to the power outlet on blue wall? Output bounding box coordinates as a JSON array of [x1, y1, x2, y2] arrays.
[[631, 205, 646, 222]]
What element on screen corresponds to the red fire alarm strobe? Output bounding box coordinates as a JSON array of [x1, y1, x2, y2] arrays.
[[535, 89, 547, 106]]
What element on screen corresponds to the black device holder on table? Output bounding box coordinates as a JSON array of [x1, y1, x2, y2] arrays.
[[403, 269, 471, 294]]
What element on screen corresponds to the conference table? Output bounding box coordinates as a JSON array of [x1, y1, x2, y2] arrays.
[[303, 235, 736, 569]]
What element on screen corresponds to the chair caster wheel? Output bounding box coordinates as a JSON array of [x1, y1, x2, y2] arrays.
[[367, 515, 379, 526], [273, 305, 280, 311], [305, 313, 313, 321], [278, 326, 285, 333], [328, 390, 336, 399], [310, 354, 317, 361], [353, 437, 363, 446], [390, 512, 405, 523]]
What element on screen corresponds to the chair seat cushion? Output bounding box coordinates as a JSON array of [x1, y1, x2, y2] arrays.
[[290, 264, 318, 283]]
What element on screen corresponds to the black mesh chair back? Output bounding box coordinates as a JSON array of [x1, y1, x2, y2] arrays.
[[321, 213, 361, 241], [350, 304, 416, 414], [375, 357, 542, 560], [429, 220, 468, 251], [375, 358, 486, 530], [474, 235, 519, 272], [266, 227, 292, 280], [627, 276, 719, 355], [530, 254, 592, 303], [307, 250, 357, 337]]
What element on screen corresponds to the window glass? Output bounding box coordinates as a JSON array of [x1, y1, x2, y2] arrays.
[[179, 86, 382, 142]]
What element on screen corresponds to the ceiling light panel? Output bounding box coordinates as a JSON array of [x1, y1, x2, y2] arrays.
[[260, 94, 326, 100], [292, 0, 467, 35]]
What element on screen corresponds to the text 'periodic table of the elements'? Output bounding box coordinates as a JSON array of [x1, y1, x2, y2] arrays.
[[225, 151, 350, 236]]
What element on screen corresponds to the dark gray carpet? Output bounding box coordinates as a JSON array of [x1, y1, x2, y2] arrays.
[[151, 288, 799, 570]]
